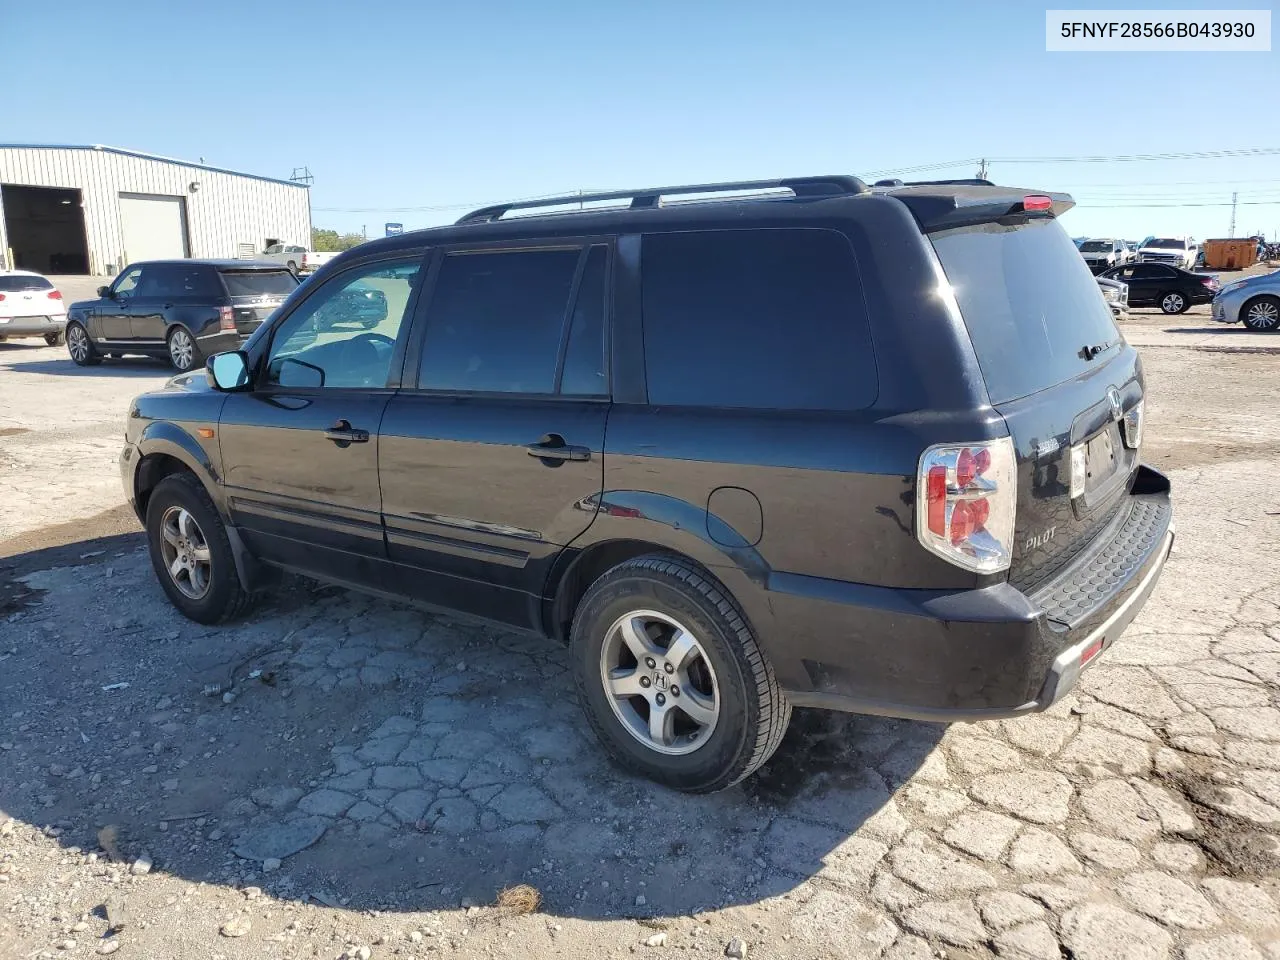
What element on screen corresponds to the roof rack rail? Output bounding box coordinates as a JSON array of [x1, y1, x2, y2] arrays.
[[903, 178, 995, 186], [456, 175, 869, 224]]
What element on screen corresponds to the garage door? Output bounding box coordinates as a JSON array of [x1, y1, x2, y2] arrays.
[[119, 193, 189, 264]]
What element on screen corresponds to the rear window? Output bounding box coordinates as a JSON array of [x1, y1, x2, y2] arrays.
[[931, 218, 1120, 405], [0, 275, 53, 292], [641, 229, 876, 410], [220, 270, 298, 298]]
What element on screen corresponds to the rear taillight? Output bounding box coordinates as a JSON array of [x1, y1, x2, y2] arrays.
[[1122, 400, 1144, 450], [1201, 277, 1219, 289], [48, 290, 62, 300], [0, 294, 5, 301], [218, 306, 236, 331], [917, 438, 1017, 573]]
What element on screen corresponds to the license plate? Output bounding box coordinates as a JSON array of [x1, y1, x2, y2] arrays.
[[1085, 427, 1119, 487]]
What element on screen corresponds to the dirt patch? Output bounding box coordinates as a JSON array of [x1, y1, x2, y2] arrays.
[[0, 427, 31, 437], [1158, 770, 1280, 879]]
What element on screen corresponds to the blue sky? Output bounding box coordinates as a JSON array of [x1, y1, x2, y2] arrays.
[[8, 0, 1280, 240]]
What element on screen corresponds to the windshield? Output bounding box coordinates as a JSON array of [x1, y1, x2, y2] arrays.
[[0, 275, 53, 292], [1147, 239, 1186, 249], [932, 217, 1121, 405], [1080, 241, 1112, 252], [219, 270, 299, 298]]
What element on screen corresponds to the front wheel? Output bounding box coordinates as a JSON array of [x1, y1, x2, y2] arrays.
[[66, 322, 101, 365], [145, 473, 253, 624], [167, 326, 202, 372], [570, 555, 790, 793], [1160, 291, 1189, 314], [1242, 295, 1280, 332]]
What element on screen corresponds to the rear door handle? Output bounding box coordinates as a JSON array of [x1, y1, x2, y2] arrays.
[[325, 419, 370, 445], [526, 434, 590, 462]]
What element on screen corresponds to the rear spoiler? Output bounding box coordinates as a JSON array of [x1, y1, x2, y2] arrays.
[[888, 186, 1075, 232]]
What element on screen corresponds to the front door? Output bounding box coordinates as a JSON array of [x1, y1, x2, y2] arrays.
[[379, 243, 611, 627], [217, 254, 426, 583], [95, 265, 143, 342]]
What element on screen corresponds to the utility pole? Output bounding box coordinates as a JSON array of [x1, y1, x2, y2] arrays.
[[976, 158, 989, 180], [1229, 192, 1238, 238]]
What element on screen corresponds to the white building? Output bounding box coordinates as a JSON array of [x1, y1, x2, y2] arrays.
[[0, 144, 312, 276]]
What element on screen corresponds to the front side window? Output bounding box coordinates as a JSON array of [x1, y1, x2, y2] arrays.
[[266, 258, 421, 389], [418, 248, 583, 394], [112, 266, 144, 297], [641, 229, 876, 410]]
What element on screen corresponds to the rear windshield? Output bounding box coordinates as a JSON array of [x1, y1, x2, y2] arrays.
[[0, 275, 53, 292], [219, 270, 298, 298], [931, 218, 1120, 405]]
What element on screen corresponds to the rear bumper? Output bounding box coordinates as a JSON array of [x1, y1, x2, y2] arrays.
[[770, 466, 1174, 721], [0, 314, 66, 336]]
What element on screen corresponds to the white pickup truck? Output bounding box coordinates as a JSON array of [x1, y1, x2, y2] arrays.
[[260, 244, 338, 275]]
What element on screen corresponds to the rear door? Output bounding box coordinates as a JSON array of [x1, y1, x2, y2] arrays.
[[217, 268, 299, 338], [378, 242, 611, 627], [931, 217, 1142, 595]]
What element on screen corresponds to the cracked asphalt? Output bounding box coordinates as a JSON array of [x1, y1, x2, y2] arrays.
[[2, 290, 1280, 960]]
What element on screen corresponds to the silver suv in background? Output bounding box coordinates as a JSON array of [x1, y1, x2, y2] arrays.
[[1079, 238, 1126, 273], [1212, 269, 1280, 331]]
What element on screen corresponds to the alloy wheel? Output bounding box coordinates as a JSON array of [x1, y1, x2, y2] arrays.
[[169, 329, 194, 369], [1162, 293, 1185, 313], [598, 609, 720, 756], [68, 325, 89, 362], [159, 505, 212, 599], [1246, 300, 1279, 329]]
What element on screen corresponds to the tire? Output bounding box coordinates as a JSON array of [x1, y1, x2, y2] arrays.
[[44, 331, 65, 347], [65, 322, 101, 366], [570, 554, 790, 793], [287, 260, 298, 276], [1160, 291, 1189, 315], [1241, 295, 1280, 332], [167, 326, 202, 372], [145, 473, 254, 624]]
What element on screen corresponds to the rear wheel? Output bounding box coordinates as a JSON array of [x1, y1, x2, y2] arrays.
[[570, 555, 790, 792], [1242, 295, 1280, 332], [145, 473, 253, 624], [44, 331, 64, 347], [1160, 291, 1188, 314], [167, 326, 201, 372], [66, 322, 101, 366]]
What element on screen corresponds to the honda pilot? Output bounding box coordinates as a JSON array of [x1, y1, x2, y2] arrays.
[[119, 175, 1174, 792]]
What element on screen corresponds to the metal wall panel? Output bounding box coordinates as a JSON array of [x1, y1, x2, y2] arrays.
[[0, 146, 312, 275]]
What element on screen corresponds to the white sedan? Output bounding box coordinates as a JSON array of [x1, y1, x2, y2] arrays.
[[0, 270, 67, 345]]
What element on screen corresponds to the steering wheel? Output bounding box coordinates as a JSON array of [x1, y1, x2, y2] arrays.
[[335, 332, 397, 387]]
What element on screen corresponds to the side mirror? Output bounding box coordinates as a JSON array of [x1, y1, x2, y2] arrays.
[[98, 286, 113, 298], [206, 351, 251, 391]]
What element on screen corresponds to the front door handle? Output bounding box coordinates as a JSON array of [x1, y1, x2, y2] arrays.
[[325, 419, 370, 445], [526, 434, 590, 462]]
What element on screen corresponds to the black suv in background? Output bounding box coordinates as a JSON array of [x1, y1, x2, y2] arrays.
[[1098, 261, 1219, 314], [120, 176, 1174, 792], [66, 260, 298, 371]]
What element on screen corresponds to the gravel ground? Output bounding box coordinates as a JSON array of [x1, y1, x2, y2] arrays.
[[2, 276, 1280, 960]]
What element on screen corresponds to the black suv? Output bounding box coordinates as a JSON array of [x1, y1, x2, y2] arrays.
[[66, 260, 298, 372], [120, 176, 1174, 792]]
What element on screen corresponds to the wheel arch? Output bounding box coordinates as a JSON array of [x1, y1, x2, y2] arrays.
[[543, 524, 773, 649], [134, 423, 222, 520]]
